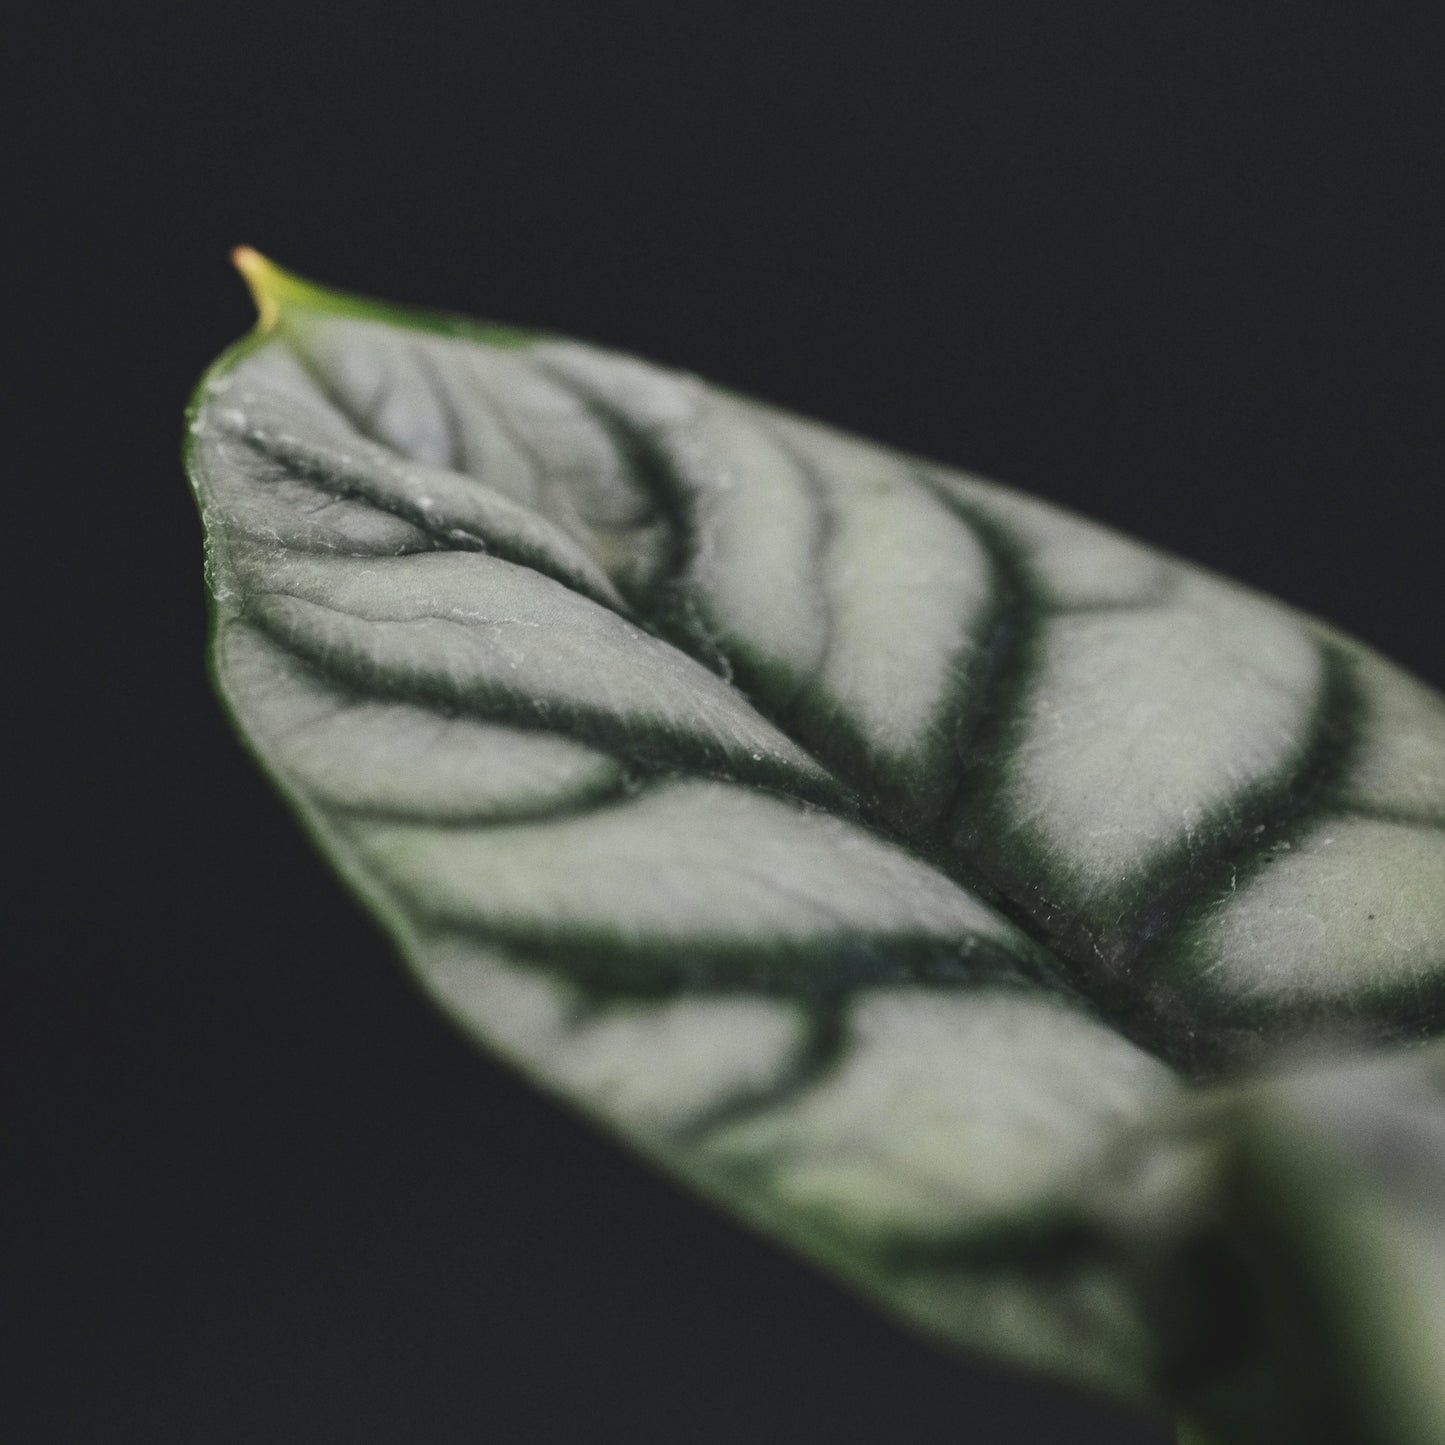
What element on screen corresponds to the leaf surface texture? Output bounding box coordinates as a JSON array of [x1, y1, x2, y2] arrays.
[[187, 264, 1445, 1424]]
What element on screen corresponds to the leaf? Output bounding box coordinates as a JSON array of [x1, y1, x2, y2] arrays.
[[186, 252, 1445, 1430], [1181, 1043, 1445, 1445]]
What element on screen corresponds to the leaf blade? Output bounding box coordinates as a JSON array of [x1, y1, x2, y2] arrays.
[[187, 258, 1445, 1421]]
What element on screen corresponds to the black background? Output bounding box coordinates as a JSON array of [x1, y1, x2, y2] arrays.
[[8, 4, 1444, 1442]]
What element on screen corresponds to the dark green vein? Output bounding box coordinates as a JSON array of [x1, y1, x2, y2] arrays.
[[526, 357, 698, 629], [233, 391, 628, 614], [913, 472, 1044, 833], [418, 926, 1052, 1009], [672, 1001, 850, 1143], [1334, 802, 1445, 831], [319, 776, 637, 831], [1116, 645, 1368, 1073], [241, 599, 846, 811]]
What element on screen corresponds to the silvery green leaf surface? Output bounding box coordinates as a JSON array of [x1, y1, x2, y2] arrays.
[[185, 254, 1445, 1436]]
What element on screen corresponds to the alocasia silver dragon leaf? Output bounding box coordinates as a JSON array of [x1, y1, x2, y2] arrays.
[[185, 252, 1445, 1443]]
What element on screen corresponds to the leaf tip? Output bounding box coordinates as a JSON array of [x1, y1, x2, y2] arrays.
[[231, 246, 303, 333]]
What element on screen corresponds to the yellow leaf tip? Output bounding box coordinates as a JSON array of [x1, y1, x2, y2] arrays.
[[231, 246, 294, 332]]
